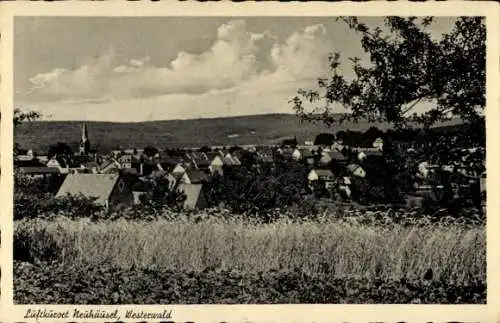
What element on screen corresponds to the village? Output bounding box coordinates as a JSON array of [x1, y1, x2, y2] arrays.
[[14, 122, 486, 212]]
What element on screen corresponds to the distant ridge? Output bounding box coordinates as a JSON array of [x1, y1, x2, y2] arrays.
[[15, 113, 463, 154]]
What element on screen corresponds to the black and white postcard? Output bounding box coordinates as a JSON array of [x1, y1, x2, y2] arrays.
[[1, 2, 499, 323]]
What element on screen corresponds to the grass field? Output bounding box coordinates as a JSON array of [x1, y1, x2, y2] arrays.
[[14, 215, 486, 304], [15, 216, 485, 283]]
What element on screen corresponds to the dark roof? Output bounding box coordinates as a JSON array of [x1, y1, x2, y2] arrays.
[[205, 152, 222, 161], [158, 156, 178, 165], [131, 179, 148, 192], [185, 169, 208, 183], [73, 155, 92, 164], [14, 159, 46, 167], [299, 149, 315, 158], [193, 157, 210, 167]]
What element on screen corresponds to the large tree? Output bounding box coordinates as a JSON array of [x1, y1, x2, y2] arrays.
[[292, 17, 485, 129]]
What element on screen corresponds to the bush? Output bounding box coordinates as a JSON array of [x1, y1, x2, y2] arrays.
[[14, 193, 103, 220], [14, 261, 486, 304]]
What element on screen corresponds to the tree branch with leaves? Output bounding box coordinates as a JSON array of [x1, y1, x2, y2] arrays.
[[292, 16, 485, 129]]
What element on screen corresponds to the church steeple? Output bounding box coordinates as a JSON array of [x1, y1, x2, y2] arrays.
[[79, 122, 91, 155]]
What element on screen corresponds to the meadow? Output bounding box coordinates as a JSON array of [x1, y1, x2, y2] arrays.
[[14, 213, 486, 304], [14, 113, 462, 153]]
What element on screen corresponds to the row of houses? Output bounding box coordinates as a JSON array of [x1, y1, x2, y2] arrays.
[[16, 123, 486, 210]]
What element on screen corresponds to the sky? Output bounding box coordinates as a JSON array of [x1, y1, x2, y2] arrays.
[[14, 16, 457, 122]]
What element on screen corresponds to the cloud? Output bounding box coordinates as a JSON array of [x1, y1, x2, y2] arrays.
[[20, 20, 335, 120]]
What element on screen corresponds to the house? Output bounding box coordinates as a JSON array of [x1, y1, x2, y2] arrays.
[[222, 153, 241, 166], [46, 156, 69, 174], [307, 169, 336, 189], [15, 150, 44, 167], [100, 158, 121, 174], [56, 173, 133, 209], [255, 148, 275, 163], [172, 164, 188, 176], [346, 164, 366, 178], [118, 154, 134, 169], [179, 169, 209, 184], [205, 152, 224, 175], [292, 148, 315, 164], [177, 183, 208, 210]]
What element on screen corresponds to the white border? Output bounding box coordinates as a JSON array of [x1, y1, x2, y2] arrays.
[[1, 2, 499, 323]]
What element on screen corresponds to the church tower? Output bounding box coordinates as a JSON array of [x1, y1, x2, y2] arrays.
[[79, 123, 91, 155]]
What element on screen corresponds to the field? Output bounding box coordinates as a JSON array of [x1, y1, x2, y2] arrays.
[[14, 214, 486, 304], [14, 113, 462, 153]]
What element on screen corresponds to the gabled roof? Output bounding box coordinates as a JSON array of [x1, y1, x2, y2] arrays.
[[158, 155, 178, 165], [100, 158, 120, 169], [205, 152, 222, 161], [56, 173, 120, 205], [185, 169, 208, 183], [177, 183, 206, 209]]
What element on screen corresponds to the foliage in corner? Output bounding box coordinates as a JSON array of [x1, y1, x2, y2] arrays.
[[292, 17, 485, 129]]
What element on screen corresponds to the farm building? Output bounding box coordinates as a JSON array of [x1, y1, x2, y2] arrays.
[[177, 183, 208, 210], [56, 173, 133, 209]]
